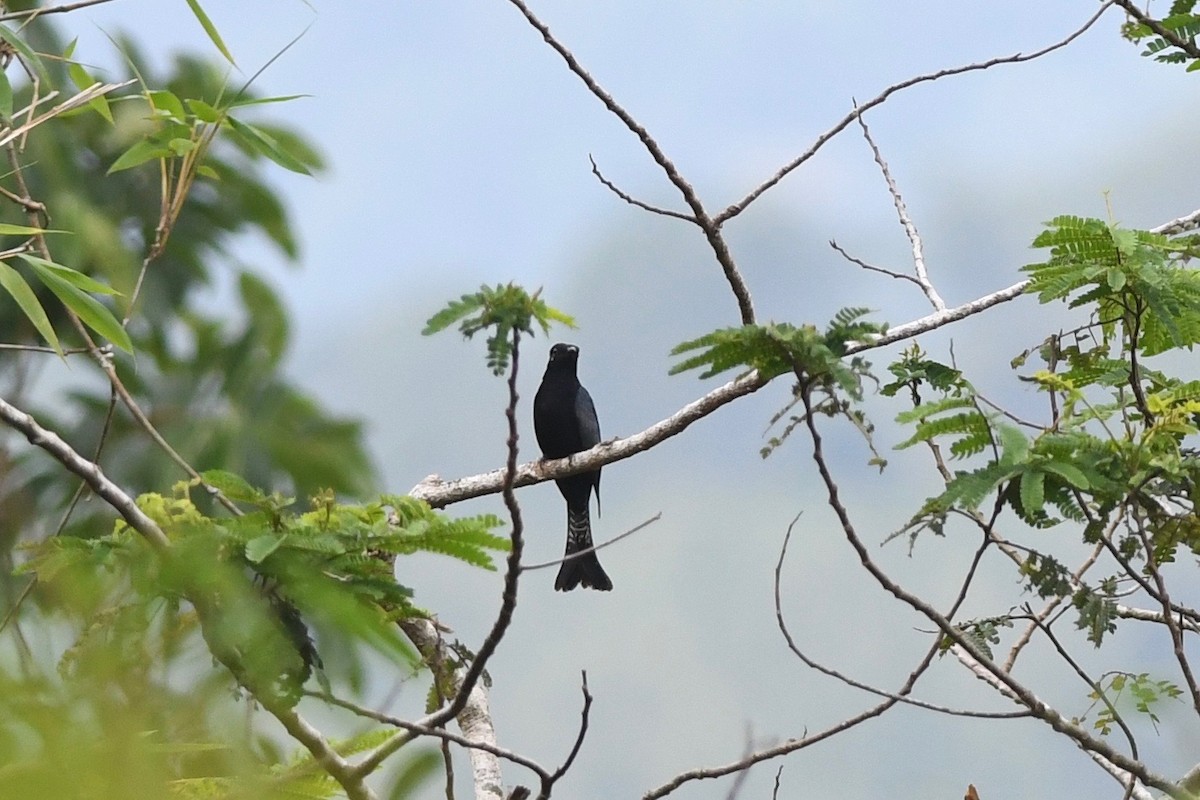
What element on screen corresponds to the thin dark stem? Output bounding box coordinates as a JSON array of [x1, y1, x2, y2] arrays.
[[716, 2, 1116, 223], [355, 329, 527, 779], [795, 385, 1186, 799], [502, 0, 755, 324]]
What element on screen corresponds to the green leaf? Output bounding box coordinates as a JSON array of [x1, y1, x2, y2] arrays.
[[108, 138, 172, 174], [0, 223, 63, 236], [229, 94, 311, 108], [26, 260, 133, 353], [65, 46, 113, 124], [0, 24, 49, 84], [0, 260, 61, 356], [185, 98, 222, 123], [245, 534, 287, 564], [184, 0, 237, 66], [147, 90, 187, 122], [200, 469, 267, 504], [0, 69, 13, 120], [227, 116, 312, 175], [1019, 469, 1045, 516], [17, 254, 119, 295], [1040, 460, 1092, 489]]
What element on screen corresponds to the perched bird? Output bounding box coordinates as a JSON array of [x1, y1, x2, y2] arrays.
[[533, 343, 612, 591]]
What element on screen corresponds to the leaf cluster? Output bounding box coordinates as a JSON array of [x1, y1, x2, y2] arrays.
[[670, 308, 885, 395], [19, 471, 508, 705], [423, 283, 576, 374], [1122, 1, 1200, 71]]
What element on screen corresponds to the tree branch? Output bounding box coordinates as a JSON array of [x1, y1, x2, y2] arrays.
[[797, 386, 1187, 799], [502, 0, 755, 324], [0, 393, 376, 800], [715, 2, 1115, 223]]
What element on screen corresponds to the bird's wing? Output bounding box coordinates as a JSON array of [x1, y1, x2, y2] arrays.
[[576, 386, 602, 513], [575, 387, 601, 448]]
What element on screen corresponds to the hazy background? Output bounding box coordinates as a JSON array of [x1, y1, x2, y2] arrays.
[[70, 2, 1200, 797]]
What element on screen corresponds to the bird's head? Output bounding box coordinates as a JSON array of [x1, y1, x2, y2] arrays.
[[548, 342, 579, 364]]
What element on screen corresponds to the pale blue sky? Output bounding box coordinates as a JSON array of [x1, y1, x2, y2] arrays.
[[68, 2, 1200, 797]]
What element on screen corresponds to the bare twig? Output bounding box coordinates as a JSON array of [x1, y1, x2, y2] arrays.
[[520, 512, 661, 572], [796, 386, 1187, 798], [716, 2, 1116, 223], [589, 155, 696, 222], [546, 671, 594, 792], [854, 110, 944, 311], [829, 239, 923, 287], [774, 515, 1027, 720], [1135, 522, 1200, 717], [502, 0, 755, 324], [0, 0, 115, 21], [357, 330, 529, 783], [315, 687, 543, 786]]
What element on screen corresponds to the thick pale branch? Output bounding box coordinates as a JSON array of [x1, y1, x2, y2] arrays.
[[397, 618, 506, 799], [410, 370, 769, 507], [0, 394, 170, 550]]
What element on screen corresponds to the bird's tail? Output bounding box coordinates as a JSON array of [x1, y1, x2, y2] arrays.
[[556, 504, 612, 592]]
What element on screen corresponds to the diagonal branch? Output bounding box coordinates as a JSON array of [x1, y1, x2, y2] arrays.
[[1112, 0, 1200, 61], [410, 369, 769, 506], [0, 393, 376, 800], [796, 385, 1188, 799], [716, 2, 1115, 223], [502, 0, 755, 324]]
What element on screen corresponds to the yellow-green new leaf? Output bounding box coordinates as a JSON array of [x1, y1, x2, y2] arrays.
[[0, 223, 63, 236], [0, 260, 61, 356]]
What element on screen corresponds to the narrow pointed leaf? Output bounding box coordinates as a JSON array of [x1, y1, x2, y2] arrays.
[[184, 0, 237, 66], [17, 254, 120, 295], [226, 116, 312, 175], [0, 260, 61, 356], [27, 264, 132, 353]]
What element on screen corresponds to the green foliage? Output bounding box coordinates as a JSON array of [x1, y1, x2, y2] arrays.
[[1072, 583, 1120, 647], [1081, 672, 1184, 736], [1122, 4, 1200, 71], [893, 215, 1200, 656], [940, 615, 1014, 660], [670, 309, 885, 394], [881, 345, 964, 399], [423, 283, 576, 374], [18, 475, 507, 708], [1023, 216, 1200, 356]]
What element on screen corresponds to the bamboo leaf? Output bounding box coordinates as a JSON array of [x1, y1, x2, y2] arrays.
[[26, 261, 132, 353], [0, 260, 61, 356], [184, 0, 237, 66]]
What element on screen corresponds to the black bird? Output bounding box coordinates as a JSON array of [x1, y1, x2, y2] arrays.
[[533, 343, 612, 591]]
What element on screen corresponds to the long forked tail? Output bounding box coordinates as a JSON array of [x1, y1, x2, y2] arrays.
[[556, 504, 613, 591]]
